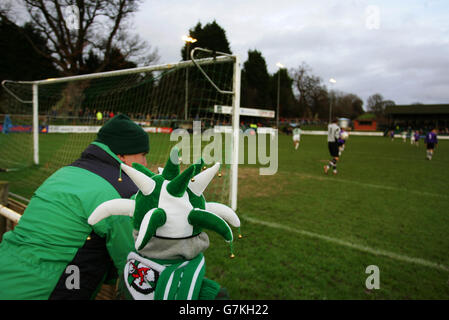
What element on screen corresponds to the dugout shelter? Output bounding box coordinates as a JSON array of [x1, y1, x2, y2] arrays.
[[353, 113, 377, 131]]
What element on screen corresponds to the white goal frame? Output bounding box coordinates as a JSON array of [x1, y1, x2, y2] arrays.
[[2, 53, 242, 210]]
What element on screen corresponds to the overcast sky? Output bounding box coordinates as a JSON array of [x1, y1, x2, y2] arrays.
[[134, 0, 449, 107]]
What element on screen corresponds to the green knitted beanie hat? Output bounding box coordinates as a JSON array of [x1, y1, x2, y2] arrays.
[[96, 114, 149, 155]]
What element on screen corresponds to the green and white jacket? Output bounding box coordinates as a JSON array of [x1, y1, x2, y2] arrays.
[[0, 142, 136, 299]]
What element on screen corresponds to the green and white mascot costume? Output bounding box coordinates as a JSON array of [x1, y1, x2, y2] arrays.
[[87, 148, 241, 300]]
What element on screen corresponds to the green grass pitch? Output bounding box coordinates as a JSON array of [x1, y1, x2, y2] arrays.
[[207, 134, 449, 299], [1, 133, 448, 299]]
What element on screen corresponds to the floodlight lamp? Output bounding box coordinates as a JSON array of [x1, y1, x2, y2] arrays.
[[182, 35, 197, 43]]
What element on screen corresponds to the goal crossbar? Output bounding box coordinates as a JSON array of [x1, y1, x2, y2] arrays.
[[3, 55, 235, 87]]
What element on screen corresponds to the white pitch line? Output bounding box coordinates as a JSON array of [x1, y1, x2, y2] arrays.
[[297, 172, 449, 199], [347, 151, 448, 165], [242, 215, 449, 273]]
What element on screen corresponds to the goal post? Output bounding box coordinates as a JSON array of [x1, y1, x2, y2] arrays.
[[230, 54, 241, 211], [0, 51, 242, 210], [33, 83, 39, 165]]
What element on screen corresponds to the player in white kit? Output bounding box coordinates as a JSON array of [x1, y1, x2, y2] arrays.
[[292, 127, 301, 150]]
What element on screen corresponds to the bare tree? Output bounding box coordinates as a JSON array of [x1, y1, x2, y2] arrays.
[[367, 93, 385, 116], [333, 93, 364, 119], [1, 0, 158, 75], [291, 62, 310, 114], [291, 62, 328, 118]]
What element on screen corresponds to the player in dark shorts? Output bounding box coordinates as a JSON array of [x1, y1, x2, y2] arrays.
[[413, 131, 420, 146], [329, 141, 340, 157], [324, 118, 341, 175], [425, 128, 438, 160]]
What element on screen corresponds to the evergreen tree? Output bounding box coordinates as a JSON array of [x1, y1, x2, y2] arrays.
[[180, 20, 233, 118], [241, 50, 271, 109], [0, 21, 59, 82], [181, 20, 232, 60], [270, 68, 298, 118]]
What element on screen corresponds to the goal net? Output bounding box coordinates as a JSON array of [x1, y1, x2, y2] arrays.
[[0, 51, 241, 208]]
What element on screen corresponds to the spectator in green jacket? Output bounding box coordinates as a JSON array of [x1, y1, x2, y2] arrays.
[[0, 114, 149, 299]]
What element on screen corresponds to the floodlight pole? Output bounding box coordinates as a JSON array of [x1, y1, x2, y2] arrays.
[[329, 78, 337, 123], [183, 36, 197, 121], [277, 72, 280, 128], [276, 63, 284, 128], [185, 43, 189, 121]]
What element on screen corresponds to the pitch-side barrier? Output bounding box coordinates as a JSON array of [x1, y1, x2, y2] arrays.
[[0, 205, 21, 224]]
